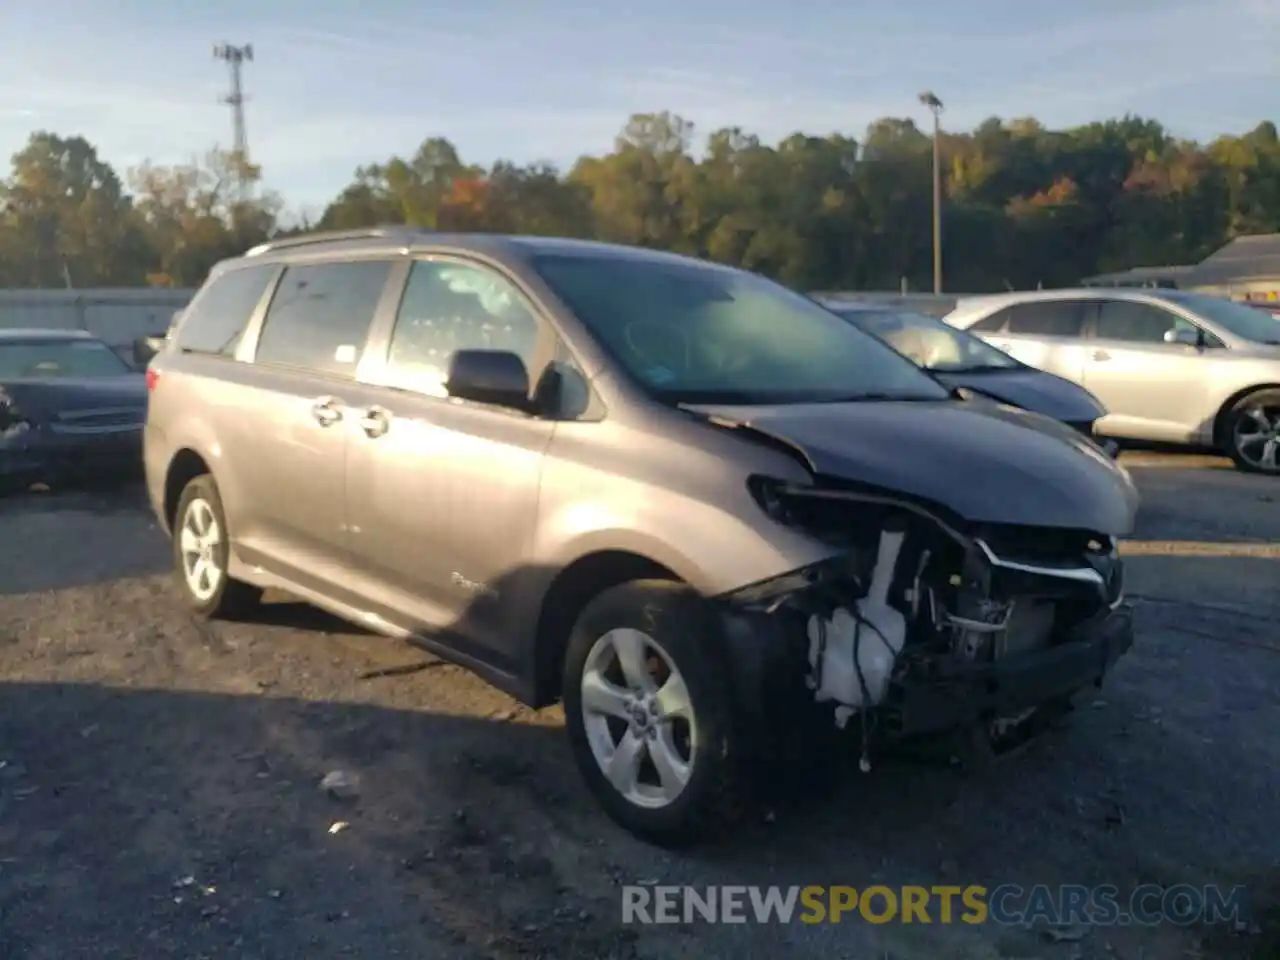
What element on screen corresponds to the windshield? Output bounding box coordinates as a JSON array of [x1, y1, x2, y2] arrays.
[[1164, 292, 1280, 343], [533, 254, 950, 404], [829, 307, 1021, 371], [0, 338, 131, 379]]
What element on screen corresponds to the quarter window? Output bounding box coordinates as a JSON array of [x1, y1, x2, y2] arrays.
[[254, 260, 392, 376], [385, 260, 542, 398], [967, 311, 1009, 333], [173, 263, 278, 357]]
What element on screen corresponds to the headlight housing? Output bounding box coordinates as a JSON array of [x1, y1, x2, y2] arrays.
[[746, 474, 797, 525]]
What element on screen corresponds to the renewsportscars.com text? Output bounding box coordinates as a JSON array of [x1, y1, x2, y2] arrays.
[[621, 883, 1249, 927]]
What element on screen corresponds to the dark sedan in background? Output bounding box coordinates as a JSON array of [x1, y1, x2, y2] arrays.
[[0, 329, 147, 491], [818, 299, 1117, 454]]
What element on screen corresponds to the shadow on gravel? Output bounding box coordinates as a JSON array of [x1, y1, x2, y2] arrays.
[[0, 480, 150, 517], [0, 482, 166, 596], [245, 596, 375, 636], [0, 680, 1274, 960]]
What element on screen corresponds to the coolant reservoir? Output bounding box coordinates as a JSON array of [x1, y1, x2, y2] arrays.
[[807, 530, 907, 709]]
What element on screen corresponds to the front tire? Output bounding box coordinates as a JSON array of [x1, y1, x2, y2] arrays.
[[172, 474, 262, 619], [562, 580, 746, 848]]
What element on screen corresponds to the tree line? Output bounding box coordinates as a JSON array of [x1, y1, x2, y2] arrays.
[[2, 112, 1279, 292]]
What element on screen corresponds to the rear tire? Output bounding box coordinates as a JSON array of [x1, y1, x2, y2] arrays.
[[562, 580, 747, 848], [172, 475, 262, 619], [1224, 388, 1280, 476]]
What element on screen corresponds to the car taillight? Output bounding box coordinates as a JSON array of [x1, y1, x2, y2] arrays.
[[145, 368, 160, 391]]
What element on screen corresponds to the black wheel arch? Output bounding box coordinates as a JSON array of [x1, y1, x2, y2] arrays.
[[163, 448, 212, 534], [530, 550, 680, 708]]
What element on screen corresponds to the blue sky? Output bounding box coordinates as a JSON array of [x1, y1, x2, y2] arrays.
[[0, 0, 1276, 218]]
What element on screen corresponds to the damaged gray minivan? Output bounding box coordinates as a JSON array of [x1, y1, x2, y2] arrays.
[[144, 229, 1138, 847]]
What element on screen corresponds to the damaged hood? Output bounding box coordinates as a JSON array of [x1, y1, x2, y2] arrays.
[[687, 399, 1138, 534]]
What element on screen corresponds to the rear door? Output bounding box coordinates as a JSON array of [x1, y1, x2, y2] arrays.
[[1081, 298, 1214, 441], [225, 256, 401, 600], [974, 300, 1091, 383], [147, 261, 281, 522]]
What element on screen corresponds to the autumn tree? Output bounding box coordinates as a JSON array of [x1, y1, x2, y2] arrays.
[[128, 150, 281, 286], [3, 110, 1280, 292], [0, 132, 147, 286]]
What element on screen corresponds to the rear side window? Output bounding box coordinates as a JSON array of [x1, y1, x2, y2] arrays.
[[173, 264, 278, 357], [255, 260, 393, 377], [967, 310, 1009, 332], [1004, 301, 1086, 337]]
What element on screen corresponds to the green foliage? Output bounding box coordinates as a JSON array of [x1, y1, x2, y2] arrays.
[[2, 112, 1279, 289]]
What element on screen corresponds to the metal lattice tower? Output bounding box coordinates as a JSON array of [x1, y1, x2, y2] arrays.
[[213, 42, 254, 200]]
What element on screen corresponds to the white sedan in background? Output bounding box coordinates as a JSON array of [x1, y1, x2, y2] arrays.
[[945, 288, 1280, 475]]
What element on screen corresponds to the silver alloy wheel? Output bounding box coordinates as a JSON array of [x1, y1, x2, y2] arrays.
[[1234, 405, 1280, 473], [179, 497, 224, 602], [580, 627, 696, 809]]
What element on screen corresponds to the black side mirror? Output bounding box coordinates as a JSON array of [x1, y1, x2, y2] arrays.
[[133, 335, 166, 368], [445, 349, 531, 410]]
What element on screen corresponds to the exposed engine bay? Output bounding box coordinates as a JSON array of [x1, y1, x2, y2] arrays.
[[720, 477, 1132, 767]]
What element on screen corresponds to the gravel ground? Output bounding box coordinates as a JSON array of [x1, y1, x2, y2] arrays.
[[1, 451, 1277, 960]]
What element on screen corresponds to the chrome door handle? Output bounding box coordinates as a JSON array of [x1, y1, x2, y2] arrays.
[[311, 396, 343, 427], [360, 406, 390, 438], [1091, 349, 1111, 362], [993, 341, 1013, 352]]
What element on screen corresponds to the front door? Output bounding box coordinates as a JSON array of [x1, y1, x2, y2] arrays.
[[1082, 298, 1211, 442], [344, 257, 555, 670]]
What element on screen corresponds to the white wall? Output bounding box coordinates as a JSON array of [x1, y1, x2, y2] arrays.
[[0, 288, 198, 348]]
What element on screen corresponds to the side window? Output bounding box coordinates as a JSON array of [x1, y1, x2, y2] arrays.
[[1095, 300, 1195, 344], [967, 310, 1009, 333], [255, 260, 393, 376], [173, 264, 278, 357], [1005, 301, 1086, 337], [385, 260, 542, 398]]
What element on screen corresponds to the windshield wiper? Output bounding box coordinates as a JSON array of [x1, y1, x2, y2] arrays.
[[925, 364, 1001, 374], [812, 392, 945, 403]]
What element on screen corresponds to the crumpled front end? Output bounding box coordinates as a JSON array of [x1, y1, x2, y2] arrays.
[[716, 479, 1134, 766]]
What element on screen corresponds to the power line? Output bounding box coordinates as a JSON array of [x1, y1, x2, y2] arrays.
[[213, 42, 254, 202]]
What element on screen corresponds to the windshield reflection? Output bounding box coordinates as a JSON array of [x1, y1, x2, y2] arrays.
[[534, 254, 951, 405]]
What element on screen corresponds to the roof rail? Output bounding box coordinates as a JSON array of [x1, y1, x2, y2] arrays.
[[243, 226, 424, 257]]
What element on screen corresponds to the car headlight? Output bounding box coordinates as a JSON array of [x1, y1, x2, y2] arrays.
[[746, 474, 795, 525]]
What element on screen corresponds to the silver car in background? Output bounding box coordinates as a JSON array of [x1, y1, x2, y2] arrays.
[[945, 288, 1280, 475], [818, 300, 1111, 448]]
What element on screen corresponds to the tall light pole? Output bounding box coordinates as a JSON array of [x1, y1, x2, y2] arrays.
[[214, 43, 254, 202], [918, 90, 943, 294]]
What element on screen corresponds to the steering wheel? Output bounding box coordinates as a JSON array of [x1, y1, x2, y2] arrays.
[[623, 321, 691, 375]]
